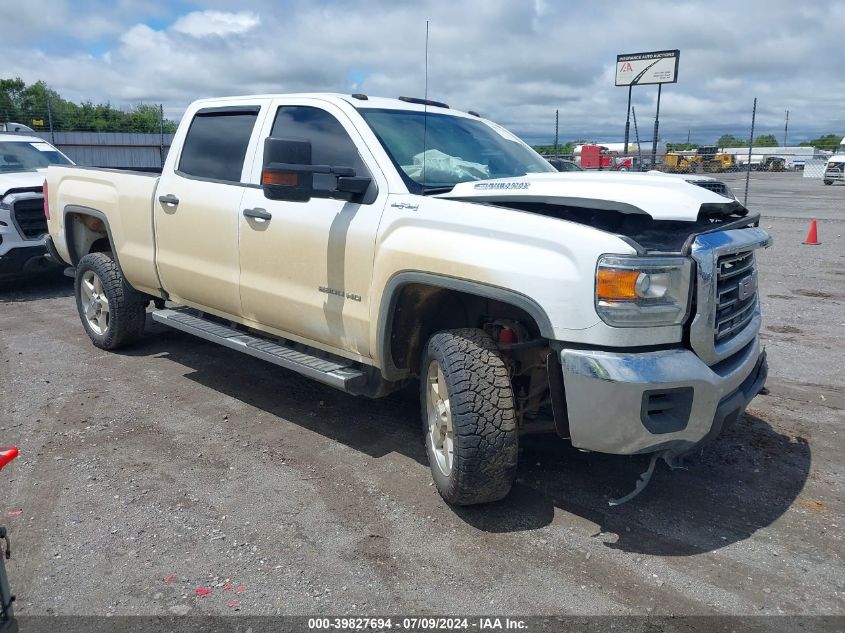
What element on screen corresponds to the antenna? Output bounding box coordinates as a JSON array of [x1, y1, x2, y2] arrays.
[[422, 20, 429, 185]]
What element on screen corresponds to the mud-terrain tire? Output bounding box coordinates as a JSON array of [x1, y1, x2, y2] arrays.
[[420, 328, 518, 505], [823, 179, 833, 185], [75, 252, 147, 350]]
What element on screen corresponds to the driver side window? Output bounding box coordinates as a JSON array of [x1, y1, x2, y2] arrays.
[[270, 106, 369, 191]]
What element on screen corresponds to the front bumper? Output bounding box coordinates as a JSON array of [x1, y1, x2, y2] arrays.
[[0, 245, 58, 279], [560, 339, 766, 455]]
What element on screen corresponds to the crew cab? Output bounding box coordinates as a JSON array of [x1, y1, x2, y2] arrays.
[[0, 134, 71, 279], [45, 94, 770, 505]]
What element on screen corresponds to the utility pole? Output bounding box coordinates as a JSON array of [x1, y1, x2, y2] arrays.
[[687, 129, 690, 145], [783, 109, 789, 147]]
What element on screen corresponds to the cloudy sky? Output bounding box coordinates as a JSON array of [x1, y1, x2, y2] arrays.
[[4, 0, 843, 145]]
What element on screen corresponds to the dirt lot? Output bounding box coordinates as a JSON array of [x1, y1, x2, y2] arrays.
[[1, 179, 843, 619]]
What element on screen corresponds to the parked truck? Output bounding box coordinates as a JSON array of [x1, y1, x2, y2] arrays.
[[0, 134, 72, 279], [45, 93, 771, 505], [823, 137, 845, 185]]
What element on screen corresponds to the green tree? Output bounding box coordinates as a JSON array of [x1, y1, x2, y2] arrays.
[[532, 141, 576, 156], [0, 76, 178, 133], [717, 134, 744, 147], [753, 134, 778, 147], [800, 134, 842, 151]]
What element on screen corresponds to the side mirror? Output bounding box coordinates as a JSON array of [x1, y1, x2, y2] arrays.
[[262, 137, 315, 202], [261, 137, 372, 203]]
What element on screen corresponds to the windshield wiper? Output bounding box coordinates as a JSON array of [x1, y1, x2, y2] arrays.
[[421, 186, 455, 195]]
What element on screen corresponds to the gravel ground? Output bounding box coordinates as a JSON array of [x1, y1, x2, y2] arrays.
[[1, 180, 843, 619]]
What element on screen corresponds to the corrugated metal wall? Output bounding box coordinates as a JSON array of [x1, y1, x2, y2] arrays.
[[29, 131, 175, 169]]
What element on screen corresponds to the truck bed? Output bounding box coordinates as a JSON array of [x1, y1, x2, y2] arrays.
[[46, 165, 162, 296]]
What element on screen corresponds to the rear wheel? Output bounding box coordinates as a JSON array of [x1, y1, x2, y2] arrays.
[[420, 328, 518, 505], [75, 252, 147, 350]]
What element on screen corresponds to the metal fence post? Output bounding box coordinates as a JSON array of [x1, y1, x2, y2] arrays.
[[159, 104, 165, 167], [744, 98, 756, 206], [554, 109, 559, 157], [47, 96, 55, 144]]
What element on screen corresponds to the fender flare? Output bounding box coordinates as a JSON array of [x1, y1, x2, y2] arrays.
[[62, 205, 124, 273], [376, 271, 555, 380], [62, 204, 138, 288]]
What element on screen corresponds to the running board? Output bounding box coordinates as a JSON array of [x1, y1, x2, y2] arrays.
[[151, 308, 367, 392]]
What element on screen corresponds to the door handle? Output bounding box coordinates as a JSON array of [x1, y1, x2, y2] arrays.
[[243, 207, 272, 221], [158, 194, 180, 207]]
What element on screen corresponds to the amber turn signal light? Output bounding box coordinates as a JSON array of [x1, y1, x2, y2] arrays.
[[262, 170, 298, 187], [596, 268, 639, 301]]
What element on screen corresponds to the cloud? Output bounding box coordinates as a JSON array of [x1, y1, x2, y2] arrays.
[[2, 0, 843, 144], [171, 10, 260, 37]]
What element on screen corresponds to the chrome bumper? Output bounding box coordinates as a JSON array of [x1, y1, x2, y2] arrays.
[[560, 339, 766, 455]]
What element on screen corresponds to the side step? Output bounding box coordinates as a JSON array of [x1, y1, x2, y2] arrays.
[[151, 308, 367, 392]]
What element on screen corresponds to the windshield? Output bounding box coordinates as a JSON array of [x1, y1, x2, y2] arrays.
[[839, 144, 845, 156], [0, 141, 71, 173], [359, 109, 555, 193]]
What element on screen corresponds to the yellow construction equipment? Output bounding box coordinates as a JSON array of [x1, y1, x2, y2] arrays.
[[660, 146, 735, 173]]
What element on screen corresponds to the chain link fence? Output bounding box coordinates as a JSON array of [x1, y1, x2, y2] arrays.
[[0, 99, 175, 135], [1, 100, 177, 169], [539, 141, 841, 205]]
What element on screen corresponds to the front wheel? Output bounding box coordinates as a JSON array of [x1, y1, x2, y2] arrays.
[[75, 252, 147, 350], [823, 180, 833, 185], [420, 329, 518, 505]]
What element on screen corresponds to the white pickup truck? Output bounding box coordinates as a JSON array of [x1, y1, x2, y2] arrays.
[[0, 133, 72, 279], [823, 137, 845, 185], [45, 93, 770, 505]]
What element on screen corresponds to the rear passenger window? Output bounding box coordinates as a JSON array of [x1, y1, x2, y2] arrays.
[[179, 108, 259, 182], [270, 106, 368, 190]]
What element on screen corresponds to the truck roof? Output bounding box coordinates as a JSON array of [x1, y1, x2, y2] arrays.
[[0, 132, 48, 144], [190, 93, 479, 118]]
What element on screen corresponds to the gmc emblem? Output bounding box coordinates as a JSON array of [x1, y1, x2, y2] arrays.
[[737, 272, 757, 301]]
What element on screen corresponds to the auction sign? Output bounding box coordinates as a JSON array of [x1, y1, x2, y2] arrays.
[[615, 49, 680, 86]]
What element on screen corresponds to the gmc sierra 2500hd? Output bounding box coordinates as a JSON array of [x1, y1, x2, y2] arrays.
[[45, 93, 770, 505]]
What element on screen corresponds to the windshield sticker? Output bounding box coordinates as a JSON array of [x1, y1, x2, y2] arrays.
[[30, 142, 54, 152], [473, 182, 530, 190]]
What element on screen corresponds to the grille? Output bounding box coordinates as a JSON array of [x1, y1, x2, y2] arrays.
[[687, 179, 730, 197], [714, 250, 757, 343], [12, 197, 47, 239]]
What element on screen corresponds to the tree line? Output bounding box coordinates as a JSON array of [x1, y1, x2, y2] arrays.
[[0, 78, 178, 134]]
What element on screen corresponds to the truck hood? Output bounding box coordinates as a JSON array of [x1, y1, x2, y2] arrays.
[[0, 169, 46, 197], [827, 155, 845, 164], [437, 172, 743, 222]]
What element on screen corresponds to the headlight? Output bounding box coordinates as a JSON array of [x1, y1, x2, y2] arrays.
[[595, 255, 692, 327]]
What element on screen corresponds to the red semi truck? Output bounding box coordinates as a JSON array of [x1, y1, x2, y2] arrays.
[[578, 144, 634, 170]]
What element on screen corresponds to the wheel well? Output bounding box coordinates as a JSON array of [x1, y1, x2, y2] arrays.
[[65, 212, 111, 265], [387, 282, 543, 377]]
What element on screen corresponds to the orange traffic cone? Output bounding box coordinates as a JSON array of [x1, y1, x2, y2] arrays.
[[803, 219, 820, 245]]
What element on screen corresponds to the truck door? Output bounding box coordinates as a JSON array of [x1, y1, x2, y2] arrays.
[[154, 102, 268, 316], [238, 99, 387, 358]]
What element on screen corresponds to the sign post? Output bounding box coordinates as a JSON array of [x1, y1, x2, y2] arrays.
[[616, 49, 679, 167]]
